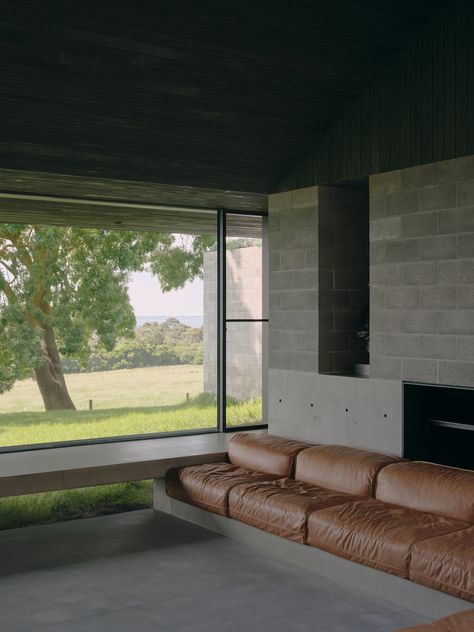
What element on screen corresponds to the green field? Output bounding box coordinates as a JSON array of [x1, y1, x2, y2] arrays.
[[0, 365, 262, 446], [0, 365, 261, 529]]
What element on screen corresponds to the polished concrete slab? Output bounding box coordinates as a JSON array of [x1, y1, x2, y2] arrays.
[[0, 510, 428, 632]]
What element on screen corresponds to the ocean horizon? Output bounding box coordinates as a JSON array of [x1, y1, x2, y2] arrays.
[[135, 314, 203, 328]]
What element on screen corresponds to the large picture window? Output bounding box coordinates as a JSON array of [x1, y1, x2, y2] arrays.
[[0, 207, 267, 451]]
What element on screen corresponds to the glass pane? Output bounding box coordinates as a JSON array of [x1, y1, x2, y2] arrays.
[[0, 222, 217, 448], [226, 321, 264, 427], [226, 215, 263, 319]]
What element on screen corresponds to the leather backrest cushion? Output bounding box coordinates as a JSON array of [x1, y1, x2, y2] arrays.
[[376, 461, 474, 523], [294, 445, 400, 496], [228, 433, 311, 477]]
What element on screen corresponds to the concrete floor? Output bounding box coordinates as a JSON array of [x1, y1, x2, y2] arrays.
[[0, 510, 429, 632]]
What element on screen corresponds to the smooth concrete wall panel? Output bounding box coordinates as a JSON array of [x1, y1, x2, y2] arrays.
[[268, 369, 402, 456]]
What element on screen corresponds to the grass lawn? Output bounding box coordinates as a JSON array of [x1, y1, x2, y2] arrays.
[[0, 364, 205, 413], [0, 482, 153, 530], [0, 365, 261, 529]]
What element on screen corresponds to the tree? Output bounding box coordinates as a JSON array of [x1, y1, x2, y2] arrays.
[[0, 225, 213, 410]]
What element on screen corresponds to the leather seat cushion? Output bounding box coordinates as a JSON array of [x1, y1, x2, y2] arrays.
[[307, 498, 468, 577], [395, 608, 474, 631], [228, 478, 361, 543], [376, 461, 474, 523], [409, 526, 474, 602], [228, 433, 311, 477], [294, 445, 400, 496], [166, 462, 279, 516]]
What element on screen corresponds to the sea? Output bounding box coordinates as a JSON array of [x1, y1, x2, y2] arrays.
[[135, 315, 204, 328]]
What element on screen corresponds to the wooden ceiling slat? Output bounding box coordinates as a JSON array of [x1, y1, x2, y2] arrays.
[[0, 1, 445, 192]]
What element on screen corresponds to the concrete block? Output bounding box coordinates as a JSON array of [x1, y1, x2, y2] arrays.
[[385, 287, 420, 309], [370, 217, 402, 240], [420, 235, 457, 260], [385, 239, 420, 263], [438, 310, 474, 335], [334, 310, 359, 331], [370, 170, 401, 196], [350, 290, 369, 310], [400, 162, 439, 190], [371, 264, 401, 286], [418, 334, 459, 360], [319, 268, 334, 289], [402, 311, 439, 334], [280, 289, 318, 310], [438, 259, 474, 284], [457, 286, 474, 309], [271, 309, 316, 332], [455, 336, 474, 361], [385, 190, 419, 217], [305, 247, 318, 268], [369, 195, 386, 219], [269, 349, 292, 370], [319, 310, 334, 333], [401, 262, 437, 285], [269, 292, 280, 311], [402, 359, 438, 383], [401, 212, 437, 238], [438, 207, 474, 234], [292, 351, 318, 372], [437, 155, 474, 183], [438, 361, 474, 388], [386, 334, 421, 357], [319, 289, 350, 310], [457, 233, 474, 258], [291, 268, 318, 290], [334, 267, 368, 289], [371, 356, 402, 379], [269, 270, 293, 291], [420, 184, 456, 211], [371, 310, 402, 333], [269, 251, 280, 271], [292, 186, 317, 209], [457, 180, 474, 207], [318, 352, 334, 373], [281, 248, 306, 270], [319, 331, 350, 352], [369, 334, 386, 355], [420, 286, 457, 309], [370, 240, 387, 264]]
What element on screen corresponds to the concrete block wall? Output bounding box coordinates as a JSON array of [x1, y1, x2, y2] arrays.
[[370, 155, 474, 388], [268, 186, 319, 373], [268, 154, 474, 454], [318, 186, 369, 374], [203, 246, 263, 400]]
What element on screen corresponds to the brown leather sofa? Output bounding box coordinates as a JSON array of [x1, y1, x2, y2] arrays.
[[166, 433, 474, 603], [395, 608, 474, 631]]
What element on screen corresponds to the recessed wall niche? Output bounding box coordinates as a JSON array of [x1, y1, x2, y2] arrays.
[[318, 183, 370, 376]]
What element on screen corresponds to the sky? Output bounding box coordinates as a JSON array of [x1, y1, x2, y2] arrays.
[[127, 270, 203, 316]]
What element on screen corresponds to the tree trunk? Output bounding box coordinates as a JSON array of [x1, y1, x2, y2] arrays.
[[34, 323, 76, 410]]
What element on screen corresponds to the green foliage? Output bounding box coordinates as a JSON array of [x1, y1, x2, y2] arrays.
[[0, 481, 153, 530], [0, 225, 211, 394], [62, 318, 204, 373]]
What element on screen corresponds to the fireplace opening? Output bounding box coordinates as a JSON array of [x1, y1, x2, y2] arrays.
[[403, 382, 474, 470]]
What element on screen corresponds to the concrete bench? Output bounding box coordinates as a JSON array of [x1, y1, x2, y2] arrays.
[[0, 433, 233, 498]]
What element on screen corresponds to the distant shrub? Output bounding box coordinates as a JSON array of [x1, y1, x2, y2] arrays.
[[62, 318, 203, 373]]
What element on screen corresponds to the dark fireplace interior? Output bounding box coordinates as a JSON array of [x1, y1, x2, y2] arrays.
[[404, 382, 474, 470]]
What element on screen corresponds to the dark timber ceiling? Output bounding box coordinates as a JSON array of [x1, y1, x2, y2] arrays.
[[0, 0, 446, 193]]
